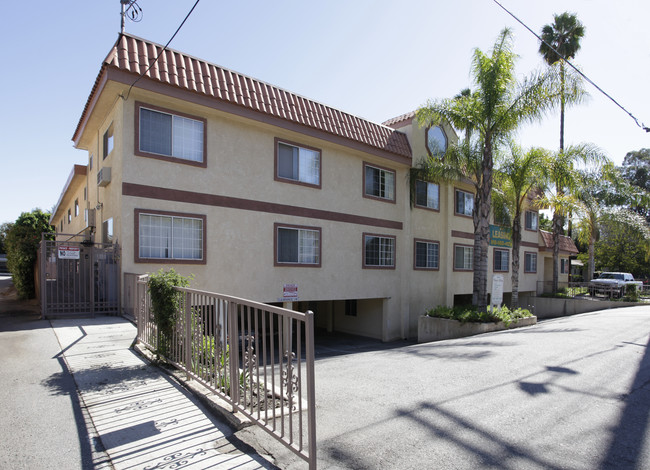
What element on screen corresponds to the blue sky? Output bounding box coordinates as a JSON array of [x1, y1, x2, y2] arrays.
[[1, 0, 648, 225]]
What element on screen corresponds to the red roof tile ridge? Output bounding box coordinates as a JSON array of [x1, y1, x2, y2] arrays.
[[383, 111, 416, 127], [77, 33, 411, 159]]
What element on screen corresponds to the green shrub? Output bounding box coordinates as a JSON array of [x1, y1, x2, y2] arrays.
[[5, 210, 54, 299], [147, 269, 192, 357], [425, 304, 532, 326], [623, 284, 640, 302]]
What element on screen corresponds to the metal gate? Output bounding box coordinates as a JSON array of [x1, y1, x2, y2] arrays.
[[39, 236, 119, 318]]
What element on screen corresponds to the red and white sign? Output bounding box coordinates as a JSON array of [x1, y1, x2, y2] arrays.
[[58, 245, 80, 260], [282, 283, 299, 301]]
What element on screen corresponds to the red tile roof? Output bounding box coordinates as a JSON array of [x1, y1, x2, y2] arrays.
[[74, 34, 411, 160], [539, 230, 579, 254], [383, 111, 416, 128]]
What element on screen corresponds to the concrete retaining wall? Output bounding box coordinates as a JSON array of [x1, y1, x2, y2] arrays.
[[417, 315, 537, 343], [523, 297, 640, 319]]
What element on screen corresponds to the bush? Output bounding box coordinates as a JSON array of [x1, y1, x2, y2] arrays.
[[147, 269, 192, 357], [425, 304, 532, 326], [5, 210, 54, 299], [623, 284, 640, 302]]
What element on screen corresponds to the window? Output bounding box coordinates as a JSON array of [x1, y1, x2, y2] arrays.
[[525, 211, 539, 231], [138, 104, 205, 164], [276, 140, 321, 186], [275, 224, 321, 266], [74, 199, 79, 217], [137, 211, 205, 262], [364, 234, 395, 268], [103, 125, 114, 160], [415, 240, 440, 270], [415, 181, 440, 210], [454, 244, 473, 271], [67, 209, 71, 224], [524, 252, 537, 273], [89, 154, 93, 171], [345, 299, 357, 317], [455, 189, 474, 217], [426, 125, 447, 157], [494, 249, 509, 272], [103, 218, 113, 243], [364, 163, 395, 202], [561, 258, 569, 274], [83, 187, 87, 201]]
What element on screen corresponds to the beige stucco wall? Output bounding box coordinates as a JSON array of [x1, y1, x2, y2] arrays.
[[63, 79, 550, 341]]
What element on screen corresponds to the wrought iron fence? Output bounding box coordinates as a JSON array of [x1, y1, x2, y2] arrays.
[[135, 276, 316, 469]]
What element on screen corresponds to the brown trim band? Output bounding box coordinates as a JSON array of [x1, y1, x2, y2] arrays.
[[520, 241, 539, 249], [451, 230, 474, 240], [123, 182, 403, 230]]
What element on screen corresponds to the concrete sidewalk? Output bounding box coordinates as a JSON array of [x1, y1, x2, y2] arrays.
[[50, 316, 277, 469]]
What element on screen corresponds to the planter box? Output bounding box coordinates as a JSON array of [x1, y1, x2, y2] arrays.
[[417, 315, 537, 343]]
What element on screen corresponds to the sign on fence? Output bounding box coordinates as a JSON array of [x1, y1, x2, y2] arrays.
[[58, 245, 80, 259]]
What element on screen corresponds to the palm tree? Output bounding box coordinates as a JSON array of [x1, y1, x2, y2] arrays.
[[538, 144, 608, 292], [416, 28, 566, 310], [539, 12, 585, 152], [493, 144, 547, 307]]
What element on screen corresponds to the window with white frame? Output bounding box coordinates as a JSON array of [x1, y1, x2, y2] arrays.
[[74, 199, 79, 217], [415, 240, 440, 269], [415, 180, 440, 210], [525, 211, 539, 231], [454, 244, 473, 271], [364, 164, 395, 201], [364, 234, 395, 268], [524, 252, 537, 273], [455, 189, 474, 217], [276, 140, 320, 186], [138, 212, 204, 261], [275, 224, 321, 266], [494, 248, 509, 272], [138, 105, 205, 163]]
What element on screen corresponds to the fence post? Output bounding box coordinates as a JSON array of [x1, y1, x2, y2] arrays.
[[184, 291, 192, 381], [228, 302, 240, 409], [305, 310, 317, 470]]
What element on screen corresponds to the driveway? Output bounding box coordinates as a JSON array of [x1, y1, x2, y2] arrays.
[[240, 306, 650, 469]]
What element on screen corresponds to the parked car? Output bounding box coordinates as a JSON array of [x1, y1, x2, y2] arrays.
[[589, 272, 643, 298]]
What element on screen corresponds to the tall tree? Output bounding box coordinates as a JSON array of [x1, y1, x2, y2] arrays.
[[539, 12, 586, 152], [493, 144, 547, 307], [595, 209, 650, 277], [417, 28, 565, 310], [538, 144, 608, 292]]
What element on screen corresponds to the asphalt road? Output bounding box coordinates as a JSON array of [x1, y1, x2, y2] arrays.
[[0, 275, 105, 469], [241, 305, 650, 470]]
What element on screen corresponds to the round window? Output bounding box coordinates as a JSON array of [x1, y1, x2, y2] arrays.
[[426, 126, 447, 157]]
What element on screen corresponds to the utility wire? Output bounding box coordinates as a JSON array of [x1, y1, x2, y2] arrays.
[[492, 0, 650, 133], [121, 0, 201, 102]]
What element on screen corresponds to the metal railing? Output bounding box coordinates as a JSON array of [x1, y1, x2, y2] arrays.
[[135, 276, 316, 469], [536, 281, 649, 300]]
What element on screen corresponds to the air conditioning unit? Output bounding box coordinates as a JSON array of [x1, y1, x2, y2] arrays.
[[97, 167, 111, 187]]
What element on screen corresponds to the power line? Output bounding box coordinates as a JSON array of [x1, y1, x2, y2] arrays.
[[121, 0, 201, 102], [492, 0, 650, 133]]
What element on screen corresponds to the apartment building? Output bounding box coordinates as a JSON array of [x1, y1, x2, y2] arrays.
[[50, 33, 573, 340]]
